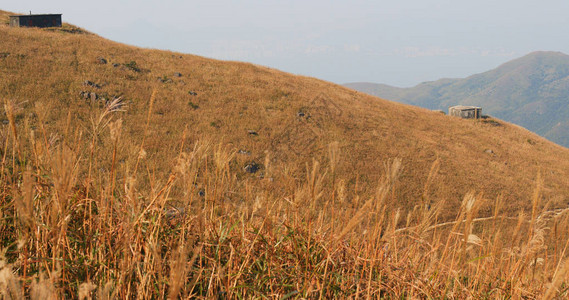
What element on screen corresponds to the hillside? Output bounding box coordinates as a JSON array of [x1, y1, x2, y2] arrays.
[[3, 10, 569, 298], [2, 12, 569, 216], [345, 51, 569, 147]]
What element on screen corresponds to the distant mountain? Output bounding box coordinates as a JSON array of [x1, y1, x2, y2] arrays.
[[345, 51, 569, 147]]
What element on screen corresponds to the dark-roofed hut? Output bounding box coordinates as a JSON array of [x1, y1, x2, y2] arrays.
[[9, 14, 62, 28], [449, 105, 482, 119]]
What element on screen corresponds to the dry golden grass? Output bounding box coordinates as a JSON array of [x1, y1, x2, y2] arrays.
[[2, 9, 569, 298], [1, 101, 569, 298], [1, 12, 569, 220]]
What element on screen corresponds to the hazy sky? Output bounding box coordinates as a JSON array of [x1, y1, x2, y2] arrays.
[[4, 1, 569, 87]]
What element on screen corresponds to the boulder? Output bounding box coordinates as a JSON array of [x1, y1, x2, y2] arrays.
[[84, 80, 101, 89], [158, 77, 173, 83], [244, 162, 261, 174]]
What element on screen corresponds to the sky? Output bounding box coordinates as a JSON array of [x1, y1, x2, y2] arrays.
[[4, 1, 569, 87]]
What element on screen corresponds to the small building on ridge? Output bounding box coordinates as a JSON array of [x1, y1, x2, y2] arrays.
[[9, 14, 62, 28], [449, 105, 482, 119]]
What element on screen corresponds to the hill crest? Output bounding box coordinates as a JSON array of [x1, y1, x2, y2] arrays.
[[1, 15, 569, 218]]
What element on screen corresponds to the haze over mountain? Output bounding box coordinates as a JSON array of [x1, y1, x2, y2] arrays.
[[345, 51, 569, 147]]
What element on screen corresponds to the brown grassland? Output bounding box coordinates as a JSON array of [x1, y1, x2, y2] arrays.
[[2, 9, 569, 298]]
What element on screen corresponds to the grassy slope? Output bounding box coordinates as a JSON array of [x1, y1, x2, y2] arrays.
[[1, 11, 569, 218], [345, 51, 569, 147], [3, 10, 569, 298]]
